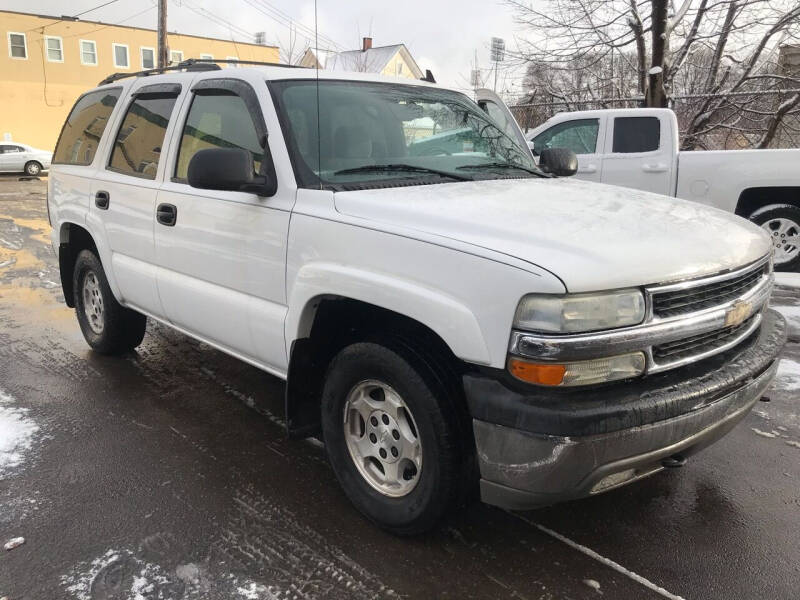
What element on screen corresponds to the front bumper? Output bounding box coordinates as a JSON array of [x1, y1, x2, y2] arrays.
[[466, 309, 787, 510]]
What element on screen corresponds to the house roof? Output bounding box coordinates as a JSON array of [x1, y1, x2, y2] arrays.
[[325, 44, 423, 78]]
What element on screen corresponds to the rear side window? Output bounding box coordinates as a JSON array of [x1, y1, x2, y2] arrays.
[[612, 117, 660, 153], [53, 88, 121, 165], [174, 92, 263, 180], [108, 93, 179, 179]]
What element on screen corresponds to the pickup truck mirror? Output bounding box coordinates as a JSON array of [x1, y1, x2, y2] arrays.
[[187, 148, 275, 196], [539, 147, 577, 177]]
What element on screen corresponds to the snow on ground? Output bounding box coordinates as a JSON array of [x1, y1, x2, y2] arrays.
[[775, 272, 800, 289], [773, 304, 800, 333], [62, 549, 281, 600], [775, 358, 800, 392], [0, 389, 39, 477]]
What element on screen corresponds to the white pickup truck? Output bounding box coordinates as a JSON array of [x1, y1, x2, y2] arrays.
[[527, 108, 800, 271], [48, 64, 785, 534]]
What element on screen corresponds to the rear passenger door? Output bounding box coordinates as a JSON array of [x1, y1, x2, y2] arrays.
[[531, 118, 603, 182], [154, 78, 292, 373], [0, 145, 25, 172], [600, 115, 673, 196], [90, 82, 183, 317]]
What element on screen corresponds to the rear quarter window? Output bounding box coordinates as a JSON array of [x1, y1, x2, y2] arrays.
[[53, 88, 122, 165]]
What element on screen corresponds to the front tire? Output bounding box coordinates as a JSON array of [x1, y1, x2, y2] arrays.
[[73, 250, 146, 354], [320, 342, 464, 535], [24, 161, 42, 176], [749, 204, 800, 272]]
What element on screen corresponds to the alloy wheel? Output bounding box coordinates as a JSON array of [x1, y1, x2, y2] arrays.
[[343, 380, 422, 497]]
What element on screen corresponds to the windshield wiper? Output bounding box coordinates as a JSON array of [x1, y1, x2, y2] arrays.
[[333, 163, 472, 181], [456, 162, 547, 177]]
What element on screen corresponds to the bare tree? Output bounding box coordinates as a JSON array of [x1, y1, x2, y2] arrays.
[[275, 24, 311, 66], [506, 0, 800, 148]]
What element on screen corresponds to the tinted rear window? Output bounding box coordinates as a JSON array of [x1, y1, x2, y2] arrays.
[[108, 94, 179, 179], [612, 117, 660, 153], [53, 88, 121, 165]]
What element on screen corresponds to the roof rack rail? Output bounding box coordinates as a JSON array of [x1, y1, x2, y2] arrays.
[[98, 58, 307, 86]]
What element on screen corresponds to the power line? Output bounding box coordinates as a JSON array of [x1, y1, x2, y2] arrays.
[[73, 0, 123, 18], [182, 0, 255, 40], [241, 0, 342, 50]]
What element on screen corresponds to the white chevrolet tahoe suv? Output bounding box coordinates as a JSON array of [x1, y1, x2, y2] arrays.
[[49, 62, 786, 534]]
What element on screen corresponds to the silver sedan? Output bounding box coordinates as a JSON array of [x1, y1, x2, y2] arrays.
[[0, 143, 53, 176]]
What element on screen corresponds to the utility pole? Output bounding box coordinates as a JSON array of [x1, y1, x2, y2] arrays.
[[157, 0, 168, 68]]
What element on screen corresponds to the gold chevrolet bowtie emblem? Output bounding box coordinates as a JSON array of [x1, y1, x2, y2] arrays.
[[725, 300, 752, 327]]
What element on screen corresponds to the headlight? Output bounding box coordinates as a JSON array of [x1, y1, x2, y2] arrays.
[[513, 289, 645, 333]]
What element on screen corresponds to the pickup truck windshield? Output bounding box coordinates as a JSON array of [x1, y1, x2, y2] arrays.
[[269, 80, 542, 189]]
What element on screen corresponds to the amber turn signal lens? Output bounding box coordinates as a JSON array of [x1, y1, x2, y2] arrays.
[[508, 358, 566, 386]]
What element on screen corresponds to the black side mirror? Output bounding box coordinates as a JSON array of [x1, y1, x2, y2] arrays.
[[187, 148, 275, 196], [539, 147, 578, 177]]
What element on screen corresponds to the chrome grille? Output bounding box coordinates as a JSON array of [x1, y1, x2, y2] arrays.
[[652, 314, 759, 363], [652, 263, 768, 318]]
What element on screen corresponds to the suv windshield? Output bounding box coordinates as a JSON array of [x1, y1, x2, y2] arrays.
[[269, 80, 542, 189]]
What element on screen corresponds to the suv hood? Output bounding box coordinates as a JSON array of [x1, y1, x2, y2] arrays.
[[334, 178, 771, 292]]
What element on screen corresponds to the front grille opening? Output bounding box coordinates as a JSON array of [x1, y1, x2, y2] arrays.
[[653, 315, 759, 363], [652, 264, 767, 318]]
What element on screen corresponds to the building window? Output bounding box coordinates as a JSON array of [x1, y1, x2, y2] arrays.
[[45, 36, 63, 62], [8, 32, 27, 59], [170, 50, 183, 65], [80, 40, 97, 65], [113, 43, 129, 68], [396, 63, 403, 75], [141, 47, 155, 69], [199, 53, 213, 60]]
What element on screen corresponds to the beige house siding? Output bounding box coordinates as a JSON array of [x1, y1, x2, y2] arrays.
[[0, 11, 279, 150]]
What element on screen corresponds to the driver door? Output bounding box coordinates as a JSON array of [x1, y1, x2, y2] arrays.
[[530, 117, 605, 182]]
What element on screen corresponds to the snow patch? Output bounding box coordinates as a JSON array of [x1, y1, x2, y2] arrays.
[[649, 65, 663, 74], [785, 440, 800, 449], [774, 359, 800, 391], [583, 578, 601, 591], [752, 428, 778, 438], [773, 305, 800, 332], [775, 272, 800, 289], [0, 389, 39, 477], [62, 549, 280, 599]]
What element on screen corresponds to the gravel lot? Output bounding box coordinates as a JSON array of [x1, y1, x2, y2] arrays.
[[1, 175, 798, 599]]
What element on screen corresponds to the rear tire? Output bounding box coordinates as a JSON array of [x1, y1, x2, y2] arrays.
[[73, 250, 146, 354], [24, 161, 42, 176], [320, 341, 464, 535], [749, 204, 800, 272]]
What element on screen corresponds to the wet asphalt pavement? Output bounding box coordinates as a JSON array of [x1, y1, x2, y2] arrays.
[[0, 175, 798, 600]]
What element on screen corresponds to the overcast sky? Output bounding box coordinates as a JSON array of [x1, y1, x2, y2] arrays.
[[6, 0, 529, 96]]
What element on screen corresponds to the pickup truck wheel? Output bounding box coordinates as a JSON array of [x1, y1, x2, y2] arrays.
[[73, 250, 146, 354], [320, 342, 462, 535], [749, 204, 800, 272]]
